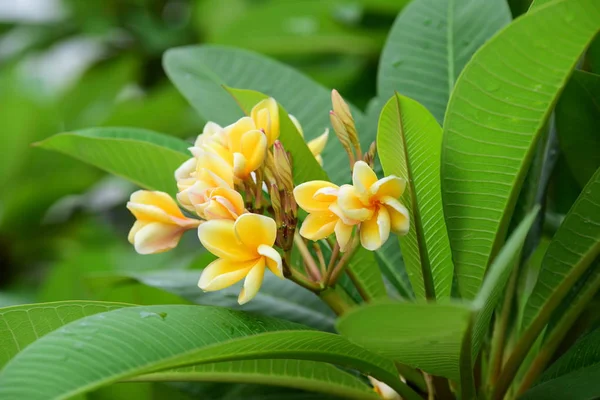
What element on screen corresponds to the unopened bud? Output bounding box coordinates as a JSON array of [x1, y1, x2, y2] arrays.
[[331, 89, 361, 159], [364, 141, 377, 168], [330, 111, 355, 167], [269, 183, 282, 226], [273, 140, 294, 192]]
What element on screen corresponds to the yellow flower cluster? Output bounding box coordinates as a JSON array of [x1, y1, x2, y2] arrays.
[[127, 98, 328, 304]]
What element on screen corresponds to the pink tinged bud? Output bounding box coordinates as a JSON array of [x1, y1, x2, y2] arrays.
[[272, 140, 294, 192]]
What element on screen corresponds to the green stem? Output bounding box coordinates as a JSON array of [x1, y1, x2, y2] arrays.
[[319, 287, 354, 315], [294, 233, 321, 281], [515, 270, 600, 396]]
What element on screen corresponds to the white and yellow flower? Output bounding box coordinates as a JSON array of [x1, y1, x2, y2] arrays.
[[293, 180, 356, 251], [186, 185, 246, 220], [251, 97, 280, 146], [127, 191, 200, 255], [338, 161, 410, 251], [289, 115, 329, 166], [198, 213, 283, 304]]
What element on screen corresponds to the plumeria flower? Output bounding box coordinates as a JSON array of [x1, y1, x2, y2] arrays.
[[127, 191, 201, 254], [251, 97, 280, 146], [294, 181, 356, 251], [338, 161, 410, 251], [290, 114, 329, 166], [198, 213, 283, 304], [194, 121, 225, 147], [177, 150, 235, 211], [187, 186, 246, 220]]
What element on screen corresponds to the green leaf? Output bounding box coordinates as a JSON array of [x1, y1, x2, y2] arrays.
[[108, 270, 336, 331], [441, 0, 600, 299], [377, 94, 454, 300], [557, 70, 600, 187], [345, 247, 388, 301], [0, 301, 130, 369], [132, 359, 379, 400], [36, 128, 191, 197], [337, 302, 472, 380], [224, 87, 328, 184], [378, 0, 511, 123], [523, 168, 600, 329], [374, 239, 414, 299], [0, 305, 412, 400], [163, 45, 365, 185]]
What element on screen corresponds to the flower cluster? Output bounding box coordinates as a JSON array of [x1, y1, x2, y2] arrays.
[[126, 90, 410, 305]]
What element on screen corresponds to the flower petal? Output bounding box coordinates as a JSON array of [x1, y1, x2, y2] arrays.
[[241, 129, 267, 173], [129, 190, 184, 218], [289, 114, 304, 137], [258, 244, 283, 278], [227, 117, 257, 151], [128, 220, 144, 244], [360, 207, 390, 251], [337, 184, 373, 221], [251, 97, 279, 145], [234, 213, 277, 250], [382, 196, 410, 235], [194, 150, 234, 188], [335, 220, 354, 252], [293, 181, 339, 212], [198, 258, 255, 291], [307, 129, 328, 156], [370, 176, 406, 199], [238, 258, 266, 305], [352, 161, 378, 194], [131, 222, 183, 254], [175, 158, 197, 181], [299, 212, 337, 241], [198, 219, 256, 261]]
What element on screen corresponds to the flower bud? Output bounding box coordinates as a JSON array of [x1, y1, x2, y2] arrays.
[[330, 111, 355, 166], [364, 141, 377, 168], [331, 89, 361, 158], [272, 140, 294, 193]]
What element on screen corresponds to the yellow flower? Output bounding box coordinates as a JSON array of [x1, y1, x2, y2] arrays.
[[177, 149, 235, 211], [194, 121, 225, 147], [290, 114, 329, 166], [186, 185, 246, 220], [198, 213, 283, 304], [293, 180, 356, 251], [127, 190, 200, 254], [251, 97, 280, 146], [338, 161, 409, 251]]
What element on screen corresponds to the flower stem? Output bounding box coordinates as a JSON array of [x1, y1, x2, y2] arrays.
[[328, 235, 360, 286], [312, 242, 327, 276], [294, 233, 322, 281], [319, 286, 354, 315], [323, 242, 340, 284]]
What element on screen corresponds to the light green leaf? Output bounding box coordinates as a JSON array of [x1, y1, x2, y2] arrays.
[[105, 270, 336, 331], [337, 302, 472, 380], [36, 128, 191, 197], [378, 0, 511, 123], [224, 87, 327, 184], [523, 168, 600, 329], [0, 305, 413, 400], [0, 301, 130, 369], [133, 359, 379, 400], [163, 45, 365, 185], [377, 94, 454, 300], [345, 247, 388, 301], [374, 239, 414, 299], [556, 70, 600, 187], [441, 0, 600, 299]]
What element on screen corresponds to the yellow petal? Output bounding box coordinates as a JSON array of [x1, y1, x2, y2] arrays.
[[238, 258, 266, 305], [240, 129, 267, 173], [199, 187, 245, 220], [194, 122, 224, 147], [352, 161, 378, 194], [251, 98, 280, 145], [177, 179, 212, 212], [234, 213, 277, 251], [315, 154, 323, 166], [337, 184, 373, 221], [200, 140, 233, 165], [129, 190, 184, 218], [131, 222, 183, 254], [226, 117, 257, 151], [335, 220, 354, 252], [128, 220, 144, 244], [307, 129, 329, 156], [370, 176, 406, 199], [293, 181, 339, 212], [329, 201, 360, 226], [198, 219, 256, 261], [258, 244, 283, 278], [175, 158, 197, 182], [360, 207, 390, 251], [194, 150, 234, 188], [299, 212, 337, 241], [233, 152, 248, 179], [198, 258, 255, 291], [289, 114, 304, 137], [382, 196, 410, 235]]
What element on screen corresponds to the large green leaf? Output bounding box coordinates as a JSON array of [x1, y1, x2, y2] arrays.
[[377, 94, 454, 299], [345, 247, 388, 301], [374, 239, 414, 299], [106, 270, 336, 331], [556, 70, 600, 187], [36, 128, 191, 197], [224, 87, 328, 184], [0, 305, 414, 400], [133, 359, 379, 400], [441, 0, 600, 299], [523, 168, 600, 329], [337, 302, 472, 380], [378, 0, 511, 123], [163, 45, 365, 185], [0, 301, 130, 368]]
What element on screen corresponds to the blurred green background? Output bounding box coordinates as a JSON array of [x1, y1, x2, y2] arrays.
[[0, 0, 537, 398]]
